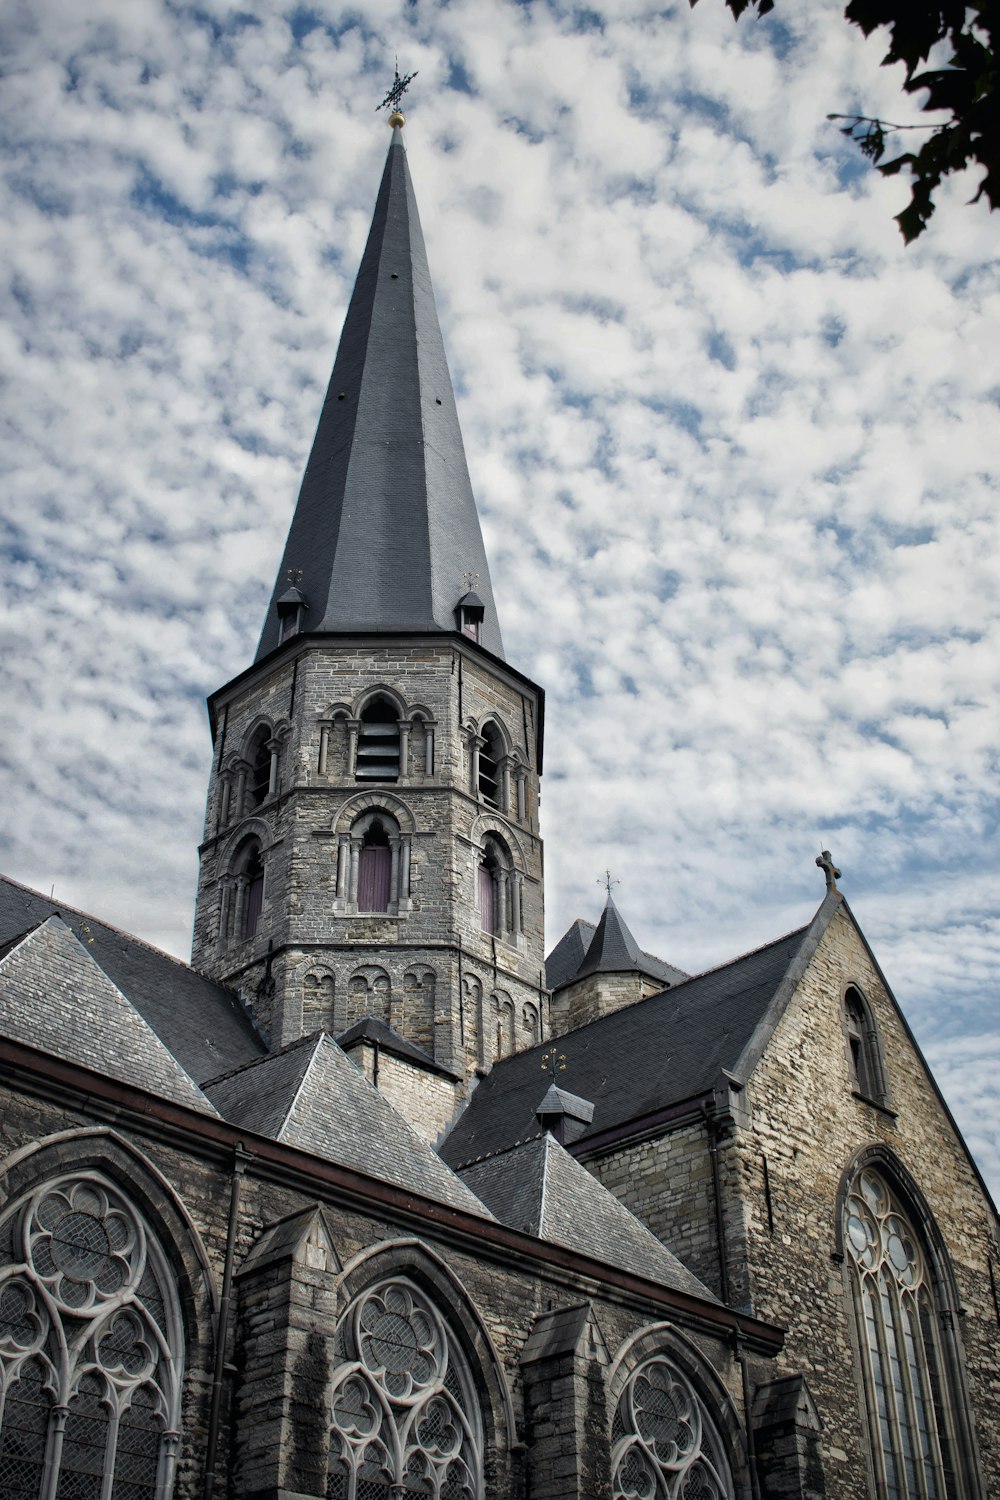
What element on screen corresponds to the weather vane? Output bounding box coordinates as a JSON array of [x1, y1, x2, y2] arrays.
[[598, 870, 620, 897], [541, 1048, 567, 1081], [377, 60, 418, 118], [286, 567, 303, 586], [463, 571, 480, 592]]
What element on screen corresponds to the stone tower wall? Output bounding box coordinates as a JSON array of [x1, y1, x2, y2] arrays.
[[192, 633, 546, 1091]]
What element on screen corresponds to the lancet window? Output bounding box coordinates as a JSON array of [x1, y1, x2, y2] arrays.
[[326, 1277, 483, 1500], [0, 1173, 183, 1500], [611, 1353, 735, 1500], [247, 726, 273, 806], [844, 1167, 961, 1500], [844, 986, 886, 1104]]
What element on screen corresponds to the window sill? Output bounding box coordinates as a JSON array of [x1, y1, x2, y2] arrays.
[[851, 1089, 896, 1119]]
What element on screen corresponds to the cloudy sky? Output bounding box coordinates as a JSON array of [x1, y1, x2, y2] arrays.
[[2, 1, 998, 1191]]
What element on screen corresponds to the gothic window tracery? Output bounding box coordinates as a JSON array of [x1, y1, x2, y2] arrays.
[[844, 1167, 960, 1500], [0, 1175, 182, 1500], [326, 1277, 483, 1500], [611, 1354, 734, 1500]]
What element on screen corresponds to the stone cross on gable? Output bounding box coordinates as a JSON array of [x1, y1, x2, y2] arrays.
[[816, 849, 842, 891]]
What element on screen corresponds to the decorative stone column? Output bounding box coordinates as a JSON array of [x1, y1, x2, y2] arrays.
[[516, 767, 527, 822], [346, 719, 360, 776], [469, 734, 484, 794], [499, 755, 511, 814], [389, 835, 401, 913], [267, 739, 280, 798], [511, 871, 523, 937], [349, 837, 362, 908], [232, 877, 248, 942], [424, 722, 435, 775], [336, 836, 349, 900], [218, 882, 232, 942], [400, 836, 411, 902], [318, 723, 331, 776], [218, 776, 232, 829]]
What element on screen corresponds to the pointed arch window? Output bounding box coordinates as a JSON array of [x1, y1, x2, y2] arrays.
[[477, 723, 504, 809], [611, 1353, 735, 1499], [844, 1167, 964, 1500], [844, 986, 887, 1105], [0, 1174, 183, 1500], [326, 1277, 483, 1500], [356, 700, 400, 783], [248, 727, 273, 806]]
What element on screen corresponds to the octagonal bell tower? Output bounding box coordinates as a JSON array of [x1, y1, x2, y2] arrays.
[[192, 120, 546, 1117]]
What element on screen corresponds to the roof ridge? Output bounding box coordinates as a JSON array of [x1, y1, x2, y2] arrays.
[[676, 921, 812, 987], [0, 873, 204, 975], [202, 1028, 324, 1087]]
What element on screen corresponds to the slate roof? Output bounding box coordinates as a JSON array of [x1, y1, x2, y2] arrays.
[[0, 875, 265, 1084], [458, 1135, 715, 1300], [0, 917, 218, 1116], [442, 923, 815, 1167], [336, 1014, 457, 1076], [203, 1032, 493, 1219], [255, 125, 504, 660], [545, 912, 687, 992]]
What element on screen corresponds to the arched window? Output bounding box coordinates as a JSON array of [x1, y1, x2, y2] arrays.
[[247, 726, 273, 806], [611, 1353, 735, 1499], [478, 850, 500, 937], [844, 1167, 963, 1500], [478, 723, 504, 809], [356, 699, 400, 783], [242, 844, 265, 940], [326, 1276, 483, 1500], [844, 986, 886, 1103], [0, 1173, 183, 1500], [358, 819, 392, 914]]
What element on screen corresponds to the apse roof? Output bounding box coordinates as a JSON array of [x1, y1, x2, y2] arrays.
[[0, 874, 264, 1084], [203, 1032, 493, 1219], [458, 1135, 715, 1300], [442, 922, 817, 1167], [255, 125, 503, 660], [0, 917, 218, 1116]]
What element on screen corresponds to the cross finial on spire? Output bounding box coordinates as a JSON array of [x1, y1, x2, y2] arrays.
[[598, 869, 620, 898], [463, 571, 480, 592], [377, 59, 418, 123], [816, 849, 842, 891], [286, 567, 303, 587]]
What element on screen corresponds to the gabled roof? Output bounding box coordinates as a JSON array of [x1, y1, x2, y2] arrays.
[[336, 1014, 458, 1077], [255, 125, 504, 660], [0, 875, 264, 1083], [203, 1031, 493, 1219], [545, 911, 687, 992], [458, 1135, 715, 1300], [0, 917, 218, 1116], [443, 920, 817, 1167]]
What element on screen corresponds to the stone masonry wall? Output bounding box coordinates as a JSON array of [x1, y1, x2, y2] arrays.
[[735, 904, 1000, 1498], [0, 1081, 758, 1500], [191, 634, 547, 1086]]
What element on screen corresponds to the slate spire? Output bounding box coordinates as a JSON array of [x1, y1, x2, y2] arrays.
[[575, 893, 646, 978], [256, 124, 504, 660]]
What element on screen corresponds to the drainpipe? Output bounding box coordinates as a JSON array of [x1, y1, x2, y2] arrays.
[[703, 1106, 731, 1306], [736, 1335, 763, 1500], [203, 1143, 251, 1500]]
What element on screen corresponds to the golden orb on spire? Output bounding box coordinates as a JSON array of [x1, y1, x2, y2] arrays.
[[388, 109, 405, 128]]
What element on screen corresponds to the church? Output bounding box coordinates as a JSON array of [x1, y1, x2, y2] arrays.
[[0, 103, 997, 1500]]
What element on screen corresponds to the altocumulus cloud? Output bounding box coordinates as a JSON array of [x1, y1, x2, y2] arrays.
[[1, 0, 998, 1192]]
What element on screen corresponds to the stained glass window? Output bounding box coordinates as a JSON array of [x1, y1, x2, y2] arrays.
[[0, 1175, 182, 1500], [845, 1168, 959, 1500], [611, 1354, 735, 1500], [326, 1278, 482, 1500]]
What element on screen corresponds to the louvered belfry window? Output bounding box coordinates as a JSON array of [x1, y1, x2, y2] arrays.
[[611, 1354, 735, 1500], [356, 700, 400, 782], [326, 1278, 483, 1500], [0, 1174, 183, 1500], [844, 1169, 959, 1500]]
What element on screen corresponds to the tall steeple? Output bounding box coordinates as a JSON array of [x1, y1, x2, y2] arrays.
[[256, 123, 504, 660], [193, 115, 545, 1126]]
